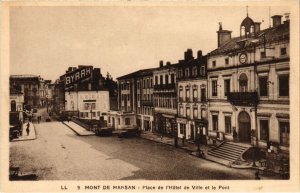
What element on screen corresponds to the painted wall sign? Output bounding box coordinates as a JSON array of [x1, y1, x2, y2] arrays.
[[65, 67, 92, 87]]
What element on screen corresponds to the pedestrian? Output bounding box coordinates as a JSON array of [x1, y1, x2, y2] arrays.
[[233, 128, 238, 142], [26, 122, 30, 136]]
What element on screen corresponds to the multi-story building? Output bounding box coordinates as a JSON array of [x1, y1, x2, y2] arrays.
[[10, 75, 41, 109], [153, 61, 178, 135], [10, 88, 24, 113], [206, 14, 289, 151], [136, 69, 155, 132], [176, 49, 208, 142]]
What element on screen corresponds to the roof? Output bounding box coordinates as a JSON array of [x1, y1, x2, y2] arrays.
[[208, 21, 289, 56], [10, 88, 23, 95], [117, 67, 158, 80]]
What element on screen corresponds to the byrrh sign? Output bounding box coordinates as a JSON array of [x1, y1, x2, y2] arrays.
[[65, 66, 92, 87]]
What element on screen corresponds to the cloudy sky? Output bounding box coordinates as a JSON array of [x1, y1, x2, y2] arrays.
[[10, 4, 290, 81]]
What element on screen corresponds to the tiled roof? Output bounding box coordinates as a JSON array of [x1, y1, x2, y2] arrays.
[[208, 21, 289, 56]]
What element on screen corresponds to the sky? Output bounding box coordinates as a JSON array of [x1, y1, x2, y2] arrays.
[[9, 5, 290, 82]]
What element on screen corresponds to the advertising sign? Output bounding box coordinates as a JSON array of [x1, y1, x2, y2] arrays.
[[65, 66, 92, 87]]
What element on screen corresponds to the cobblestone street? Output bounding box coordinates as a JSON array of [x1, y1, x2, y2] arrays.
[[10, 119, 262, 180]]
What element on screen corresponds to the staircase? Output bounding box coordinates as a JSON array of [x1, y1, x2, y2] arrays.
[[208, 142, 250, 163]]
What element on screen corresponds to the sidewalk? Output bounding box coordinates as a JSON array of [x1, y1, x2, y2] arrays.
[[12, 122, 36, 141], [140, 132, 210, 155], [63, 121, 95, 136]]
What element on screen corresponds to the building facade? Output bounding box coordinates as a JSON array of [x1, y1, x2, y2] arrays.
[[206, 14, 289, 151], [65, 91, 110, 120], [10, 75, 41, 109], [10, 88, 24, 113], [176, 49, 208, 142], [153, 61, 178, 135]]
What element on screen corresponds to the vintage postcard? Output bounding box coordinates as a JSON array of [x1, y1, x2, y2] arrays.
[[0, 0, 299, 192]]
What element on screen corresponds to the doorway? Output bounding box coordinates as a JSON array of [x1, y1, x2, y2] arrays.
[[238, 111, 251, 143]]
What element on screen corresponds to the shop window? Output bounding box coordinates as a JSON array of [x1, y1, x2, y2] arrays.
[[225, 116, 231, 133], [280, 121, 289, 146], [259, 77, 268, 96], [260, 120, 269, 141], [212, 114, 218, 131], [224, 79, 230, 97], [279, 75, 289, 96], [125, 118, 131, 125], [212, 80, 218, 96]]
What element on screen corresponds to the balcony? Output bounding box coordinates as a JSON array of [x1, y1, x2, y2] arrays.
[[141, 100, 153, 106], [153, 84, 176, 92], [227, 92, 259, 106]]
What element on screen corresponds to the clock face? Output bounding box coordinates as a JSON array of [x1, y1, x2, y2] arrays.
[[239, 53, 247, 64]]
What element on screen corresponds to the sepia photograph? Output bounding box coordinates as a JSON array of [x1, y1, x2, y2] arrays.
[[1, 0, 299, 192]]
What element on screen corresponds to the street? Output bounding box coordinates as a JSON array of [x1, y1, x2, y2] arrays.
[[10, 118, 258, 180]]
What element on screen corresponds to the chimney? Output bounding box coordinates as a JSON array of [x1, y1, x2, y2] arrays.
[[184, 49, 194, 61], [159, 60, 164, 68], [166, 61, 171, 66], [217, 23, 232, 47], [254, 22, 261, 33], [197, 50, 203, 59], [271, 15, 282, 27]]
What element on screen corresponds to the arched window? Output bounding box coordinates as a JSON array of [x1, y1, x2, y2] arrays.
[[239, 73, 248, 92]]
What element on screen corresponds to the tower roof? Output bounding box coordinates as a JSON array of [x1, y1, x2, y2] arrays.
[[241, 16, 255, 28]]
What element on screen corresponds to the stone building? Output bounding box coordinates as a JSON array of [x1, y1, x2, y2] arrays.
[[176, 49, 208, 142], [206, 13, 290, 151]]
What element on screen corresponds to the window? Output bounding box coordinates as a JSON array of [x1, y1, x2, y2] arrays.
[[224, 79, 230, 97], [92, 112, 96, 117], [193, 88, 198, 101], [137, 81, 140, 89], [193, 108, 198, 119], [225, 116, 231, 133], [179, 106, 183, 116], [186, 87, 190, 101], [280, 47, 287, 56], [186, 107, 190, 118], [280, 121, 289, 146], [225, 58, 229, 65], [165, 74, 169, 85], [261, 51, 266, 59], [92, 103, 96, 110], [179, 87, 183, 101], [150, 78, 153, 88], [180, 124, 185, 134], [155, 76, 158, 85], [259, 77, 268, 96], [279, 75, 289, 96], [200, 66, 205, 76], [239, 73, 248, 92], [212, 115, 218, 131], [185, 68, 190, 77], [143, 80, 146, 88], [171, 74, 175, 84], [178, 70, 183, 78], [192, 67, 197, 77], [212, 80, 218, 96], [201, 88, 206, 102], [118, 118, 121, 125], [160, 75, 163, 85], [260, 120, 269, 141], [212, 61, 216, 68], [84, 103, 90, 110]]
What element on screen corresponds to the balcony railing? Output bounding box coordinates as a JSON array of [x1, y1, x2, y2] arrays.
[[227, 92, 259, 106], [153, 84, 176, 91], [141, 100, 153, 106]]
